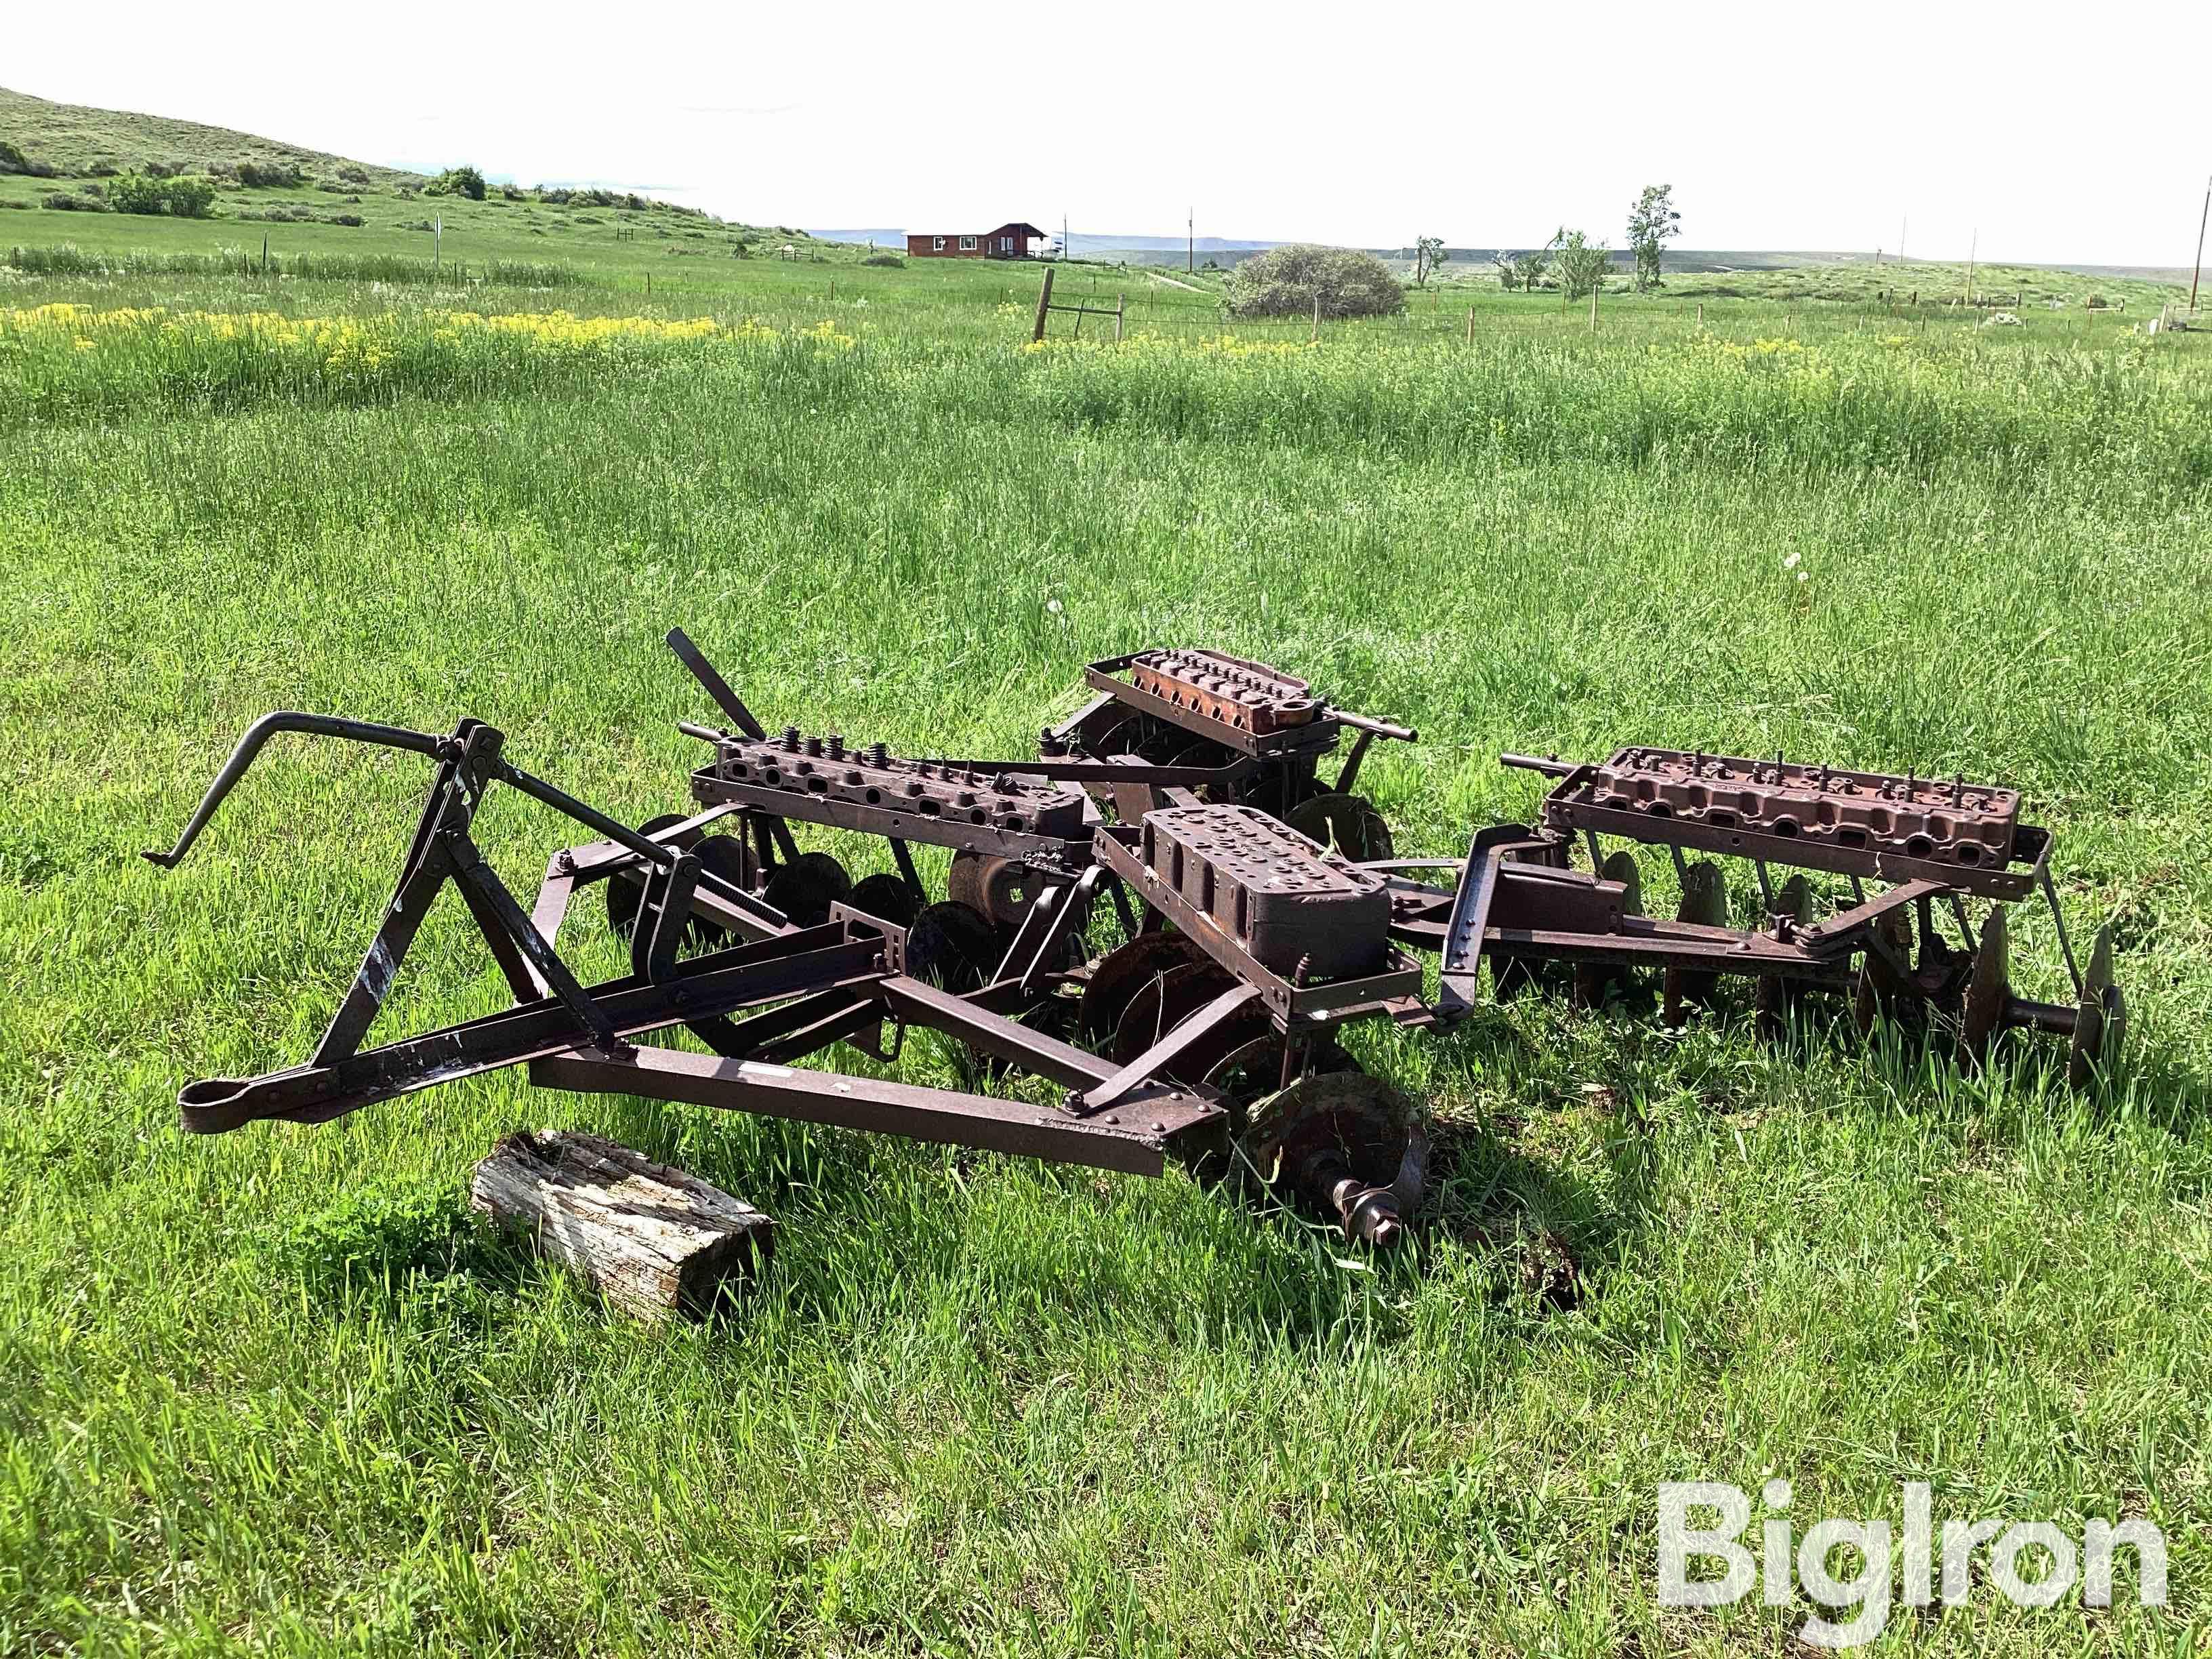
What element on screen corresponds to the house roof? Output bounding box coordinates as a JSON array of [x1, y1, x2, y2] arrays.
[[910, 223, 1044, 239]]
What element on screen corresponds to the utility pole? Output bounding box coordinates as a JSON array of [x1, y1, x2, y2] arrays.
[[1187, 206, 1193, 275], [1898, 213, 1907, 265], [2192, 174, 2209, 313]]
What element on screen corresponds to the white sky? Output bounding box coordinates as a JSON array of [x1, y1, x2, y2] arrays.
[[9, 0, 2208, 267]]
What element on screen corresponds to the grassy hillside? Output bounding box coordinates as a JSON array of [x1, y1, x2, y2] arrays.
[[0, 85, 421, 190], [0, 84, 848, 277]]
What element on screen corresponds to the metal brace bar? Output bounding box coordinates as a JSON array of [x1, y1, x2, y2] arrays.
[[1079, 983, 1263, 1115], [2039, 861, 2083, 996]]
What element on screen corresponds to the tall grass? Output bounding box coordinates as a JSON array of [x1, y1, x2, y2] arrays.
[[7, 297, 2208, 491], [3, 241, 588, 287]]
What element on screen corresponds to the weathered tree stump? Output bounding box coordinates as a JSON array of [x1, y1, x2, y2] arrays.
[[470, 1130, 772, 1322]]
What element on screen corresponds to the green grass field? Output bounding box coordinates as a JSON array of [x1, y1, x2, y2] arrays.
[[3, 180, 2211, 1658]]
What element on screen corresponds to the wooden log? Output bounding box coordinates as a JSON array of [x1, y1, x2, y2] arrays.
[[470, 1130, 771, 1321]]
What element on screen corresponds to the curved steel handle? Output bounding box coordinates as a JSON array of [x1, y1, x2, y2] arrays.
[[144, 712, 446, 870]]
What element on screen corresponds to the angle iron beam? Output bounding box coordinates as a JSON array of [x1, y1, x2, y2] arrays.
[[531, 1045, 1225, 1177]]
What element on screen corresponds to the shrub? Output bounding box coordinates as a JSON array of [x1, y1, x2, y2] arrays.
[[41, 192, 109, 213], [108, 172, 217, 218], [164, 176, 217, 218], [325, 213, 364, 228], [861, 253, 903, 268], [234, 158, 304, 189], [148, 159, 189, 180], [337, 165, 370, 185], [87, 161, 118, 178], [425, 165, 487, 201], [1223, 243, 1404, 320]]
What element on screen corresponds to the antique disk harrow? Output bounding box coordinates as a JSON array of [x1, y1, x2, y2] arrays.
[[148, 633, 2123, 1248]]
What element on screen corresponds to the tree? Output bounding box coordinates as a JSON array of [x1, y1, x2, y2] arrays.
[[1412, 235, 1448, 288], [1547, 228, 1611, 299], [1626, 184, 1682, 292], [1494, 247, 1550, 292], [1223, 243, 1405, 320]]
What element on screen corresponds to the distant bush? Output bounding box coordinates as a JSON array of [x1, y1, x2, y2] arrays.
[[1224, 243, 1404, 320], [501, 184, 527, 201], [86, 161, 119, 178], [0, 139, 58, 178], [861, 253, 903, 268], [41, 192, 109, 213], [337, 165, 370, 185], [426, 165, 487, 201], [109, 172, 218, 218], [234, 158, 305, 189], [146, 159, 188, 179], [538, 186, 651, 211], [325, 213, 364, 228]]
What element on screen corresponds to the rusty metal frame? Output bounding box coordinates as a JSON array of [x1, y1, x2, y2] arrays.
[[146, 710, 1230, 1176]]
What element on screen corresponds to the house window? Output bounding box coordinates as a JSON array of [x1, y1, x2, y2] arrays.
[[1000, 237, 1011, 251], [932, 237, 946, 251], [959, 235, 977, 251]]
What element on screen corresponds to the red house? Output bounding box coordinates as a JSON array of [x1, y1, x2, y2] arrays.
[[906, 222, 1044, 260]]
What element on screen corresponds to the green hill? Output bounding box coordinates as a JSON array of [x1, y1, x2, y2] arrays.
[[0, 85, 856, 279], [0, 85, 421, 190]]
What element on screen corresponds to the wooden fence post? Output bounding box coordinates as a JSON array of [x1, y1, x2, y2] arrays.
[[1466, 306, 1474, 343], [1033, 267, 1054, 342], [1311, 293, 1320, 342], [1115, 293, 1124, 342], [1590, 281, 1599, 332]]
